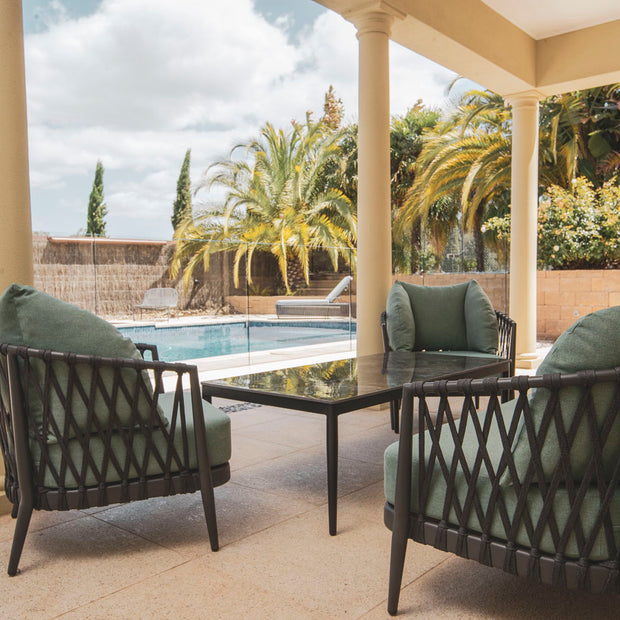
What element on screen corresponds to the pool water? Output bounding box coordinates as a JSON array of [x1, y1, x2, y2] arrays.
[[118, 320, 355, 362]]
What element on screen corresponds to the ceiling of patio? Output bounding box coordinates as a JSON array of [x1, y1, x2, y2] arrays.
[[314, 0, 620, 96]]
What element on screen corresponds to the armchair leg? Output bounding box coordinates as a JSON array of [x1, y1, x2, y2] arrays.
[[199, 482, 220, 552], [387, 523, 408, 615], [8, 499, 33, 576], [390, 400, 400, 434]]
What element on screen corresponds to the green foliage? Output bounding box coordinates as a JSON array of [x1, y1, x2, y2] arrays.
[[538, 177, 620, 269], [86, 160, 107, 237], [483, 177, 620, 269], [172, 149, 192, 231]]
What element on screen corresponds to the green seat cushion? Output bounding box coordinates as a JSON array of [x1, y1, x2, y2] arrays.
[[0, 284, 166, 440], [464, 279, 499, 354], [508, 305, 620, 484], [386, 282, 415, 351], [384, 398, 620, 560], [31, 389, 231, 489], [399, 282, 469, 351]]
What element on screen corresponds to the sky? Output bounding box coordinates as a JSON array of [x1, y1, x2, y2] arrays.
[[22, 0, 457, 240]]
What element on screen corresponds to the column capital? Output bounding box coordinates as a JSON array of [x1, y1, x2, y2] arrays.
[[504, 89, 545, 108], [346, 1, 405, 38]]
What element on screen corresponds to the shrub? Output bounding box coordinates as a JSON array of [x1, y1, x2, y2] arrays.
[[538, 177, 620, 269]]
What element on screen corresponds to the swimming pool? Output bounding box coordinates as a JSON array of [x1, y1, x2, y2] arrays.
[[118, 320, 356, 362]]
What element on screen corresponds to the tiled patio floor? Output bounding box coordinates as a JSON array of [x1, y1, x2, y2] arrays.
[[1, 397, 618, 618]]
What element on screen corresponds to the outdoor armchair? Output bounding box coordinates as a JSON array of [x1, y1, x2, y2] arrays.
[[381, 280, 516, 431], [0, 284, 231, 575], [384, 306, 620, 615]]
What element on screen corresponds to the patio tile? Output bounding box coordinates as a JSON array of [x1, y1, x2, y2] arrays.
[[0, 515, 185, 618], [198, 507, 447, 618], [229, 433, 300, 471], [231, 446, 384, 506], [0, 509, 85, 544], [338, 422, 398, 465], [91, 482, 316, 556], [233, 415, 326, 449], [61, 556, 335, 620], [363, 553, 620, 619]]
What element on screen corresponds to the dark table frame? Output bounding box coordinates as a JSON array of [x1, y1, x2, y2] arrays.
[[202, 352, 510, 535]]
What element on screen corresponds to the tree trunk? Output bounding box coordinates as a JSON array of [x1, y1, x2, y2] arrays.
[[285, 255, 307, 292], [473, 209, 485, 272], [410, 220, 421, 274]]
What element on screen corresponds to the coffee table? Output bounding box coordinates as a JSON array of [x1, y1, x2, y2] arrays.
[[202, 350, 510, 535]]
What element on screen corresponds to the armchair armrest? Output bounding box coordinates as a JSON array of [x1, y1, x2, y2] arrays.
[[134, 342, 160, 361]]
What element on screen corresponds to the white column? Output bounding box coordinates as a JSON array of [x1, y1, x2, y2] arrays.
[[351, 10, 394, 356], [507, 92, 541, 368], [0, 0, 33, 293], [0, 0, 33, 514]]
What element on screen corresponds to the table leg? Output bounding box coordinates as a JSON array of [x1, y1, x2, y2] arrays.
[[326, 412, 338, 536]]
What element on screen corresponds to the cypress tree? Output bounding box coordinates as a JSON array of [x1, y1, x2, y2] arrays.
[[172, 149, 192, 231], [86, 160, 107, 237]]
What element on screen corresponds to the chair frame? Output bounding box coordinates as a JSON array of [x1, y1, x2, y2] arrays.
[[385, 370, 620, 615], [380, 309, 516, 432], [0, 343, 230, 576]]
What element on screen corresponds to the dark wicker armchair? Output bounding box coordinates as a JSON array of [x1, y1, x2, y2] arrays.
[[384, 369, 620, 615], [0, 343, 231, 576], [380, 306, 516, 432]]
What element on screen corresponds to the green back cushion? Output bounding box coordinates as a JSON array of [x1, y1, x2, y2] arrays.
[[400, 281, 469, 351], [386, 282, 415, 351], [0, 284, 165, 441], [464, 280, 499, 354], [509, 305, 620, 483]]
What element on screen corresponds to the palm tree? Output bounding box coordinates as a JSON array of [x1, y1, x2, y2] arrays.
[[170, 117, 356, 293], [399, 89, 511, 270], [399, 84, 619, 271]]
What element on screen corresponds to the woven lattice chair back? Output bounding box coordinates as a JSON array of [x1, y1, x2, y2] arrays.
[[0, 344, 231, 575], [385, 370, 620, 615]]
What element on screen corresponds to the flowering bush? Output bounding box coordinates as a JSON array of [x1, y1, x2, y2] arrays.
[[538, 178, 620, 269], [482, 178, 620, 269]]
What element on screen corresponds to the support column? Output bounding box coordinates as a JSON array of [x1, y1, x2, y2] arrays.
[[0, 0, 33, 514], [506, 92, 541, 368], [350, 8, 395, 355], [0, 0, 33, 291]]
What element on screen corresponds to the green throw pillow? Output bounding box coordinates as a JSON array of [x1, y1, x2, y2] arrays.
[[464, 279, 499, 354], [507, 306, 620, 484], [0, 284, 166, 442], [386, 282, 415, 351], [400, 281, 469, 351]]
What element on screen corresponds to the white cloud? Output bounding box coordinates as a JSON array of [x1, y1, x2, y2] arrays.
[[25, 0, 456, 239]]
